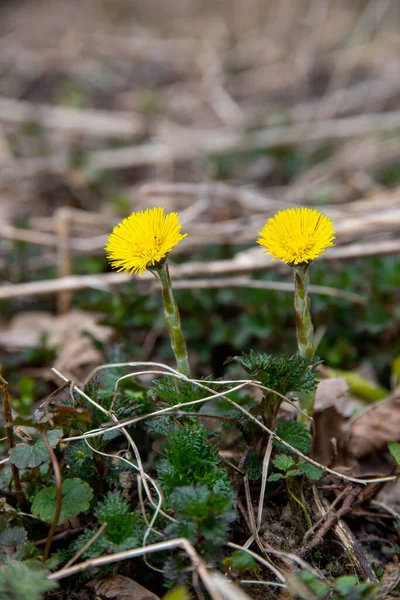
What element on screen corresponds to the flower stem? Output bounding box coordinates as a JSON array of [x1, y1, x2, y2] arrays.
[[293, 265, 316, 419], [41, 428, 63, 562], [155, 263, 190, 377], [293, 265, 314, 362]]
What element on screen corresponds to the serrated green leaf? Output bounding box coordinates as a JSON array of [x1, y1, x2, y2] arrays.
[[145, 416, 180, 436], [8, 429, 63, 469], [388, 441, 400, 467], [284, 469, 302, 478], [95, 491, 138, 545], [228, 351, 318, 396], [0, 527, 27, 557], [159, 424, 228, 493], [32, 477, 93, 523], [244, 449, 262, 481], [268, 473, 283, 482], [0, 559, 57, 600], [165, 484, 236, 553], [274, 421, 311, 455], [298, 462, 323, 481], [149, 377, 212, 410], [273, 454, 296, 472]]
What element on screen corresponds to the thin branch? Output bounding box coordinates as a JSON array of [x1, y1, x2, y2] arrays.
[[86, 110, 400, 171], [227, 542, 286, 583], [257, 434, 273, 531], [312, 486, 378, 582], [0, 96, 143, 138], [299, 485, 361, 557], [1, 243, 387, 301], [63, 523, 107, 569], [0, 375, 25, 509]]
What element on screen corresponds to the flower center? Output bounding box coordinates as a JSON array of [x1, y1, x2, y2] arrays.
[[132, 234, 163, 256], [283, 234, 314, 256]]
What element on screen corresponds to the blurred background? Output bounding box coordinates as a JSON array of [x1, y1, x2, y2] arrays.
[[0, 0, 399, 410]]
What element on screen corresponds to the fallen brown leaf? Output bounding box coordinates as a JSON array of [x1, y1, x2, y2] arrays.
[[347, 394, 400, 458], [0, 309, 112, 380], [315, 377, 349, 411], [91, 575, 161, 600], [313, 378, 356, 468]]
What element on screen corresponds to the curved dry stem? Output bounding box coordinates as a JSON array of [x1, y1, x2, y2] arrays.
[[41, 429, 63, 561]]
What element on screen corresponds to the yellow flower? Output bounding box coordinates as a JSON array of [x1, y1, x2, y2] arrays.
[[257, 207, 335, 265], [105, 207, 187, 275]]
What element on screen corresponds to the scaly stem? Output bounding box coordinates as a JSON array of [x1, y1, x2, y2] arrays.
[[293, 265, 314, 363], [41, 429, 63, 561], [0, 375, 26, 509], [293, 265, 316, 420], [154, 263, 190, 377]]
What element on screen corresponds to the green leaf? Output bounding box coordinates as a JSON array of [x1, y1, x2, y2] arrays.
[[272, 454, 296, 472], [64, 441, 96, 479], [284, 469, 302, 478], [149, 377, 212, 410], [0, 559, 57, 600], [95, 491, 138, 545], [163, 586, 191, 600], [8, 429, 63, 469], [298, 461, 323, 481], [267, 473, 283, 482], [145, 416, 180, 436], [32, 478, 93, 523], [288, 570, 330, 599], [274, 420, 311, 455], [66, 528, 106, 561], [227, 351, 319, 396], [388, 441, 400, 467], [334, 575, 359, 595], [165, 484, 236, 555], [244, 449, 262, 481], [159, 424, 229, 494], [0, 527, 27, 557], [391, 544, 400, 556], [229, 550, 256, 572]]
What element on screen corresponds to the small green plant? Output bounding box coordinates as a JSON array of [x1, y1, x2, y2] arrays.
[[288, 570, 379, 600], [158, 423, 231, 495], [228, 351, 319, 426], [95, 491, 139, 547], [165, 484, 236, 561], [268, 451, 322, 529], [0, 559, 58, 600]]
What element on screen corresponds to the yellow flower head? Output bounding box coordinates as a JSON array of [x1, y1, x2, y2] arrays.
[[105, 207, 187, 275], [257, 207, 335, 265]]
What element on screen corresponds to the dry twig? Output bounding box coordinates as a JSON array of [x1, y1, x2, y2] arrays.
[[0, 375, 25, 509]]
